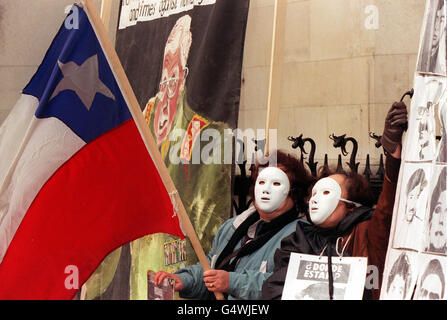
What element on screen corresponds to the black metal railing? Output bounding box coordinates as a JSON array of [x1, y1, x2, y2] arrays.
[[232, 89, 417, 214], [232, 132, 387, 214]]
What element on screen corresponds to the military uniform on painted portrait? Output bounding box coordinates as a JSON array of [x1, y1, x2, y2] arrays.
[[133, 14, 232, 296]]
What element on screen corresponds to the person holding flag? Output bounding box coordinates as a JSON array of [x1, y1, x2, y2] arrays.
[[155, 150, 314, 300]]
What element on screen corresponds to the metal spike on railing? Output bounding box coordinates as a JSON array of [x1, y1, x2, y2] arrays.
[[321, 154, 329, 176], [364, 154, 372, 181], [336, 154, 344, 173]]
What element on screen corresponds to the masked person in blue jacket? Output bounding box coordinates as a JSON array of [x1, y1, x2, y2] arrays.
[[154, 150, 314, 300]]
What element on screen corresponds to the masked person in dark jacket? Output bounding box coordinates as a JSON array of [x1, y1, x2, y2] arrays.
[[262, 101, 408, 300]]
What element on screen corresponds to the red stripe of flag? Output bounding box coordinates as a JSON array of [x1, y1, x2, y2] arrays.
[[0, 119, 184, 299]]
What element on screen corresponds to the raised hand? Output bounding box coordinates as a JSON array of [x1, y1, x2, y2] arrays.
[[381, 101, 408, 157]]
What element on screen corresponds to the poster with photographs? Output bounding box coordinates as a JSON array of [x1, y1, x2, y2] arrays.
[[417, 0, 446, 76], [414, 254, 447, 300], [393, 163, 431, 251], [403, 76, 443, 162], [381, 249, 419, 300], [281, 253, 367, 300], [381, 0, 447, 300]]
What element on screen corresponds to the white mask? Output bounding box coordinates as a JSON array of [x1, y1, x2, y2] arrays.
[[309, 177, 343, 225], [254, 167, 290, 213], [309, 177, 362, 225]]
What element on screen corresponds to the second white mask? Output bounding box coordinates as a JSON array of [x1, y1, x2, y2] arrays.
[[309, 177, 342, 225]]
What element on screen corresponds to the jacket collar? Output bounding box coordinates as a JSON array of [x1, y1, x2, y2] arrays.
[[233, 205, 257, 229]]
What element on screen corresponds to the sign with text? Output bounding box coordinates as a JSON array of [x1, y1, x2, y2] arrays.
[[282, 253, 367, 300]]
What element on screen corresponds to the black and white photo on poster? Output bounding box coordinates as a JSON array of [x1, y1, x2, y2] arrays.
[[414, 254, 447, 300], [281, 253, 367, 300], [381, 0, 447, 300], [423, 165, 447, 255], [403, 76, 443, 161], [392, 163, 431, 251], [381, 249, 418, 300], [417, 0, 446, 76], [436, 89, 447, 162]]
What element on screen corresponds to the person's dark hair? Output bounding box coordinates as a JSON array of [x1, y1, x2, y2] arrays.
[[387, 252, 412, 297], [314, 167, 375, 209], [438, 0, 445, 12], [429, 167, 447, 223], [407, 168, 427, 196], [420, 259, 445, 299], [250, 150, 315, 214]]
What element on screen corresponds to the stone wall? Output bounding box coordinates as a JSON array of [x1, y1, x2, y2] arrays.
[[0, 0, 120, 124], [239, 0, 426, 172], [0, 0, 428, 172]]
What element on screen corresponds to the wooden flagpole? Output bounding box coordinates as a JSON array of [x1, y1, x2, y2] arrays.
[[100, 0, 113, 33], [265, 0, 286, 154], [82, 0, 224, 300]]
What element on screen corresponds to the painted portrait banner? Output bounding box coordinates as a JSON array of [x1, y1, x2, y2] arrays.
[[381, 0, 447, 300], [82, 0, 250, 299], [281, 253, 368, 300]]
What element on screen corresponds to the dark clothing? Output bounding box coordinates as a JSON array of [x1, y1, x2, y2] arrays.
[[262, 174, 398, 300]]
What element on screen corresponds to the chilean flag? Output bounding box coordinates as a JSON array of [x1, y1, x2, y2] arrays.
[[0, 5, 184, 299]]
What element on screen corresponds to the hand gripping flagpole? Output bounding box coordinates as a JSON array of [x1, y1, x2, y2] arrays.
[[82, 0, 225, 300]]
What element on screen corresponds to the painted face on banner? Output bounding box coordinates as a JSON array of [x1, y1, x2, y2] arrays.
[[309, 177, 343, 225], [430, 190, 447, 250], [254, 167, 290, 213], [154, 49, 185, 145]]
